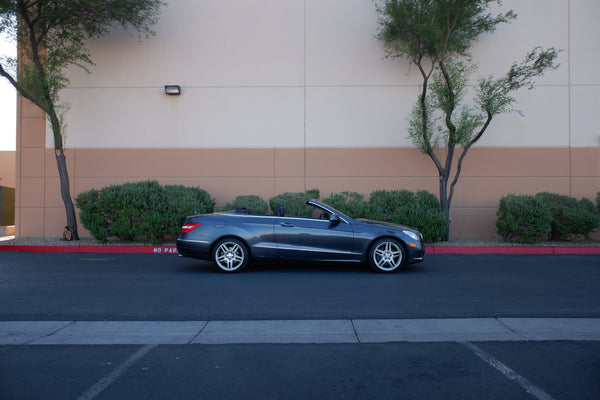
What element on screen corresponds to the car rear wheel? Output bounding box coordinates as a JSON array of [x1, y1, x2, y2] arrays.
[[212, 238, 249, 273], [368, 238, 406, 273]]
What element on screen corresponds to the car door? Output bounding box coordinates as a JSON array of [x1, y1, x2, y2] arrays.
[[274, 216, 355, 260]]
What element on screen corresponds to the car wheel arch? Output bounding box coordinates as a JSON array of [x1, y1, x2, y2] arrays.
[[366, 236, 408, 272], [210, 235, 252, 261], [368, 235, 408, 254]]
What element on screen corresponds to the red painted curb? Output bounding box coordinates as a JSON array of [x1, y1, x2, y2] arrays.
[[1, 244, 599, 255], [0, 245, 179, 254], [426, 246, 600, 255]]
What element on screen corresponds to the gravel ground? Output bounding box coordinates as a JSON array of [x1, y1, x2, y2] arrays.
[[1, 235, 599, 247]]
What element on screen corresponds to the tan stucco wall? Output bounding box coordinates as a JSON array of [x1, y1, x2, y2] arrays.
[[14, 145, 600, 239], [0, 150, 16, 228], [13, 0, 600, 239], [0, 151, 15, 188]]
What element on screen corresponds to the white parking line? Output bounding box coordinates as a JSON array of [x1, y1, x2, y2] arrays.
[[462, 341, 556, 400], [77, 344, 157, 400]]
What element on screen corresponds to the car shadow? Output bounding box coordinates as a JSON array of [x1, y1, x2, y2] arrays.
[[250, 260, 424, 274], [177, 257, 422, 275], [249, 260, 369, 273], [174, 258, 214, 274]]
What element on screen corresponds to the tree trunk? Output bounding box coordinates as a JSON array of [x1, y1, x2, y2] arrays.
[[47, 108, 79, 241], [439, 174, 451, 242], [54, 148, 79, 240]]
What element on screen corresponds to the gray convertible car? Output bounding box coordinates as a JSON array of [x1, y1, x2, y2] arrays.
[[176, 199, 425, 273]]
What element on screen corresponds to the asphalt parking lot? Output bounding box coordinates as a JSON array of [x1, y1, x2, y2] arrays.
[[1, 252, 599, 399], [2, 341, 599, 399]]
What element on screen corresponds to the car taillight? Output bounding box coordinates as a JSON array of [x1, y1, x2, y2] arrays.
[[181, 222, 202, 233]]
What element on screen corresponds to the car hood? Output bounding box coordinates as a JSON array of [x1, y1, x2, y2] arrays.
[[354, 218, 418, 233]]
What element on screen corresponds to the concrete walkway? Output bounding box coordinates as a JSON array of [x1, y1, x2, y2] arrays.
[[2, 318, 599, 345]]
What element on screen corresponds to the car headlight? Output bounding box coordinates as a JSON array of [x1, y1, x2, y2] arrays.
[[402, 230, 420, 241]]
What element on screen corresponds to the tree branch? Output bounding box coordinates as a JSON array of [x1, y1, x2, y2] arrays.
[[448, 111, 493, 206], [415, 57, 443, 176], [0, 62, 50, 114]]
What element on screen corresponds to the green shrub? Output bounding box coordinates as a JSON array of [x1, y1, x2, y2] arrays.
[[322, 191, 368, 218], [76, 189, 110, 242], [496, 194, 552, 244], [162, 184, 215, 239], [269, 189, 320, 217], [574, 198, 600, 238], [411, 191, 450, 241], [222, 195, 269, 214], [535, 192, 600, 240], [365, 189, 448, 242], [367, 189, 414, 223], [596, 191, 600, 213], [75, 180, 215, 245]]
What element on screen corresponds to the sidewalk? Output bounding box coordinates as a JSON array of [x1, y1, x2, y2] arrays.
[[2, 318, 600, 345]]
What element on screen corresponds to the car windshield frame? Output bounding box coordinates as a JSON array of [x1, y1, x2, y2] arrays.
[[305, 200, 353, 224]]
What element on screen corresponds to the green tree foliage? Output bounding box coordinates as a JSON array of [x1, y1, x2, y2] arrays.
[[375, 0, 560, 240], [0, 0, 166, 239]]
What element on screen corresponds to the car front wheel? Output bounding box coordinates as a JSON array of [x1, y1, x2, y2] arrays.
[[212, 238, 249, 273], [368, 238, 406, 273]]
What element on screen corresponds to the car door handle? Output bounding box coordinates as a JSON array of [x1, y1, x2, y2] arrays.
[[280, 222, 294, 227]]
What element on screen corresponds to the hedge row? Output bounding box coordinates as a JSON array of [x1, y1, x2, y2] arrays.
[[496, 192, 600, 243], [228, 189, 447, 242], [221, 195, 269, 215], [75, 180, 214, 245], [364, 190, 448, 241], [269, 189, 321, 217], [76, 181, 600, 245]]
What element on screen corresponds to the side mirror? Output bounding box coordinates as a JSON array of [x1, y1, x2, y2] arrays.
[[329, 214, 340, 224]]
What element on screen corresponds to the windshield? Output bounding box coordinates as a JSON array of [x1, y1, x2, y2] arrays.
[[306, 200, 352, 222]]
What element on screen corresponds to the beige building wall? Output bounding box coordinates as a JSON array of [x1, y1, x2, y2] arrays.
[[14, 0, 600, 239], [0, 151, 15, 188]]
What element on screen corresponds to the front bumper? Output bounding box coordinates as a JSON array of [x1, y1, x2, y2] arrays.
[[406, 241, 425, 264]]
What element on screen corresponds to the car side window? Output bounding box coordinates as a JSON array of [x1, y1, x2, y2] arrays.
[[311, 207, 321, 219], [310, 206, 331, 220]]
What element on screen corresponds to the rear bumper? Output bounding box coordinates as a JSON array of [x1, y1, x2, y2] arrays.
[[176, 239, 211, 260]]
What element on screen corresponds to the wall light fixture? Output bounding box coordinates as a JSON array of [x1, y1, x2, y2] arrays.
[[164, 85, 181, 95]]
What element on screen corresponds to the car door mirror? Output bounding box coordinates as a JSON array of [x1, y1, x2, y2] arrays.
[[329, 214, 340, 224]]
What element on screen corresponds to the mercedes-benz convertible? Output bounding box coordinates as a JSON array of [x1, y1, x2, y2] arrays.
[[176, 199, 425, 273]]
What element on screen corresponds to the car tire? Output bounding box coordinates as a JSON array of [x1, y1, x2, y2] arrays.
[[368, 238, 406, 273], [212, 238, 249, 273]]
